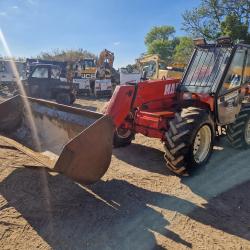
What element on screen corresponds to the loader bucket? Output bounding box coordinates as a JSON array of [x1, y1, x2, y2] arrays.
[[0, 95, 114, 184]]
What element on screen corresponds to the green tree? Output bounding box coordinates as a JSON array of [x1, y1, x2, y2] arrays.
[[38, 48, 96, 62], [221, 14, 250, 42], [182, 0, 250, 42], [145, 26, 175, 45], [173, 37, 194, 64], [144, 26, 178, 63]]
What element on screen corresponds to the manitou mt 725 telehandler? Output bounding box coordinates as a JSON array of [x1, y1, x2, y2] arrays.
[[0, 37, 249, 184]]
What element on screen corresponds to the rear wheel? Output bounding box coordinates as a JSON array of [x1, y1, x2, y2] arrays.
[[227, 108, 250, 148], [56, 93, 71, 105], [192, 125, 212, 163], [164, 107, 215, 175], [70, 94, 76, 104], [94, 90, 100, 98], [43, 91, 52, 100], [113, 127, 134, 147]]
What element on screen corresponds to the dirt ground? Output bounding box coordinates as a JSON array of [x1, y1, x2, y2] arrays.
[[0, 93, 250, 249]]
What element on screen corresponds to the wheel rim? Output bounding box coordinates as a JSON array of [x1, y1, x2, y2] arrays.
[[193, 125, 212, 164], [244, 118, 250, 145], [116, 128, 132, 139]]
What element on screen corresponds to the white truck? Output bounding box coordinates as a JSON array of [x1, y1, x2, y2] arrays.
[[94, 79, 112, 97], [0, 60, 26, 90], [94, 68, 141, 98], [73, 77, 91, 96], [119, 67, 141, 85]]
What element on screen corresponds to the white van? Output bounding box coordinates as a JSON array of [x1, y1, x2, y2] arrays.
[[119, 68, 141, 85]]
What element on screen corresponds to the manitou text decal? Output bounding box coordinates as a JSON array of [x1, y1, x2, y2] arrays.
[[164, 83, 177, 95]]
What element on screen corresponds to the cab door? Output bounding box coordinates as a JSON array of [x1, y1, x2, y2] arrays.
[[50, 66, 62, 91], [217, 47, 247, 125], [27, 66, 50, 98]]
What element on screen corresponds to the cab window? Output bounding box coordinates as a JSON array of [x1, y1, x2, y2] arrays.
[[142, 61, 156, 77], [220, 48, 246, 94], [243, 49, 250, 84], [51, 67, 61, 79], [31, 67, 48, 78]]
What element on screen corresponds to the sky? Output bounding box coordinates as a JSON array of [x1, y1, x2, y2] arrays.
[[0, 0, 200, 67]]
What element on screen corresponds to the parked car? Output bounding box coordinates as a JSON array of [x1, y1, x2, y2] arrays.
[[22, 64, 76, 105]]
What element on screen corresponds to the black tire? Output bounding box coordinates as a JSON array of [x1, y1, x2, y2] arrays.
[[227, 108, 250, 149], [94, 90, 100, 98], [90, 81, 95, 94], [43, 91, 52, 100], [108, 90, 113, 98], [113, 128, 134, 147], [56, 93, 71, 105], [70, 94, 76, 104], [164, 107, 215, 175]]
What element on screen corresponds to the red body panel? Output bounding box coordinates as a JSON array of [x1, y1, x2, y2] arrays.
[[105, 85, 135, 128], [105, 78, 217, 140], [132, 79, 180, 109], [106, 79, 180, 139], [133, 110, 175, 139], [132, 79, 180, 139], [179, 92, 215, 111], [193, 93, 215, 111]]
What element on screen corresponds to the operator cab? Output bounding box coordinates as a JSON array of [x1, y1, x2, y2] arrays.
[[180, 37, 232, 93], [179, 36, 250, 125]]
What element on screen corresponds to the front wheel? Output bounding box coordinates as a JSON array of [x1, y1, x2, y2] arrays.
[[56, 93, 71, 105], [227, 108, 250, 148], [70, 94, 76, 104], [164, 107, 215, 175], [113, 127, 134, 147], [192, 125, 212, 164]]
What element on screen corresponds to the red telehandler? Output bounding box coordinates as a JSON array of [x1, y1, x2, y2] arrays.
[[107, 37, 250, 175], [0, 37, 249, 184]]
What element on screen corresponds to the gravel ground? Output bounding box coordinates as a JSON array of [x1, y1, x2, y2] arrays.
[[0, 94, 250, 249]]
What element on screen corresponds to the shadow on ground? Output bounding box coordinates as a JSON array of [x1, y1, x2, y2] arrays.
[[1, 155, 250, 250], [113, 143, 170, 176], [113, 137, 250, 189], [73, 96, 109, 111]]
